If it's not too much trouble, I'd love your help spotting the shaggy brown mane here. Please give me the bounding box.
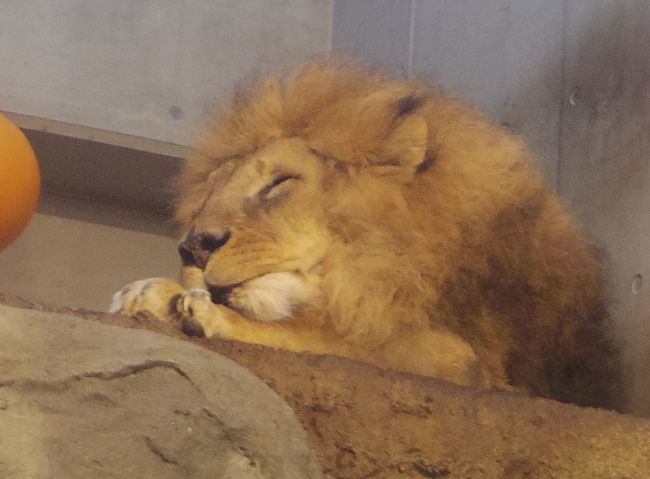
[117,58,622,410]
[178,60,436,180]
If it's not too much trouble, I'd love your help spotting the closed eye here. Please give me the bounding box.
[257,174,300,200]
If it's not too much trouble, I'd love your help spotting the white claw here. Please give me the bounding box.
[108,278,166,314]
[108,290,125,314]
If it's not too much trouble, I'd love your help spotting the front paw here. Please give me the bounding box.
[110,277,185,321]
[174,289,233,339]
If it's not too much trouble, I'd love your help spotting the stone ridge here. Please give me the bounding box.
[0,304,322,479]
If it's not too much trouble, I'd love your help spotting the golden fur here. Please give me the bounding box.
[115,59,620,408]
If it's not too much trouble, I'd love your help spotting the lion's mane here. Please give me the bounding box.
[174,59,620,408]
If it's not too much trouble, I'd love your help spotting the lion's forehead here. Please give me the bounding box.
[212,139,321,191]
[183,140,332,229]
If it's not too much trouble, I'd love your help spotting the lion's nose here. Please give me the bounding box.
[178,228,231,269]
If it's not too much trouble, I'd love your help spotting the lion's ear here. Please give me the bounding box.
[374,114,429,175]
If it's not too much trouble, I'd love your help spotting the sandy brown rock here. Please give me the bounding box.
[0,304,321,479]
[2,293,650,478]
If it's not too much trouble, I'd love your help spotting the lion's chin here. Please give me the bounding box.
[208,271,316,322]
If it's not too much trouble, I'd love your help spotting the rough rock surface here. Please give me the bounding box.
[0,304,322,479]
[2,294,650,478]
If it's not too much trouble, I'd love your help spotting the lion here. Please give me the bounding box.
[111,59,621,409]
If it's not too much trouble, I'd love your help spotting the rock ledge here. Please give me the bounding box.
[0,304,321,479]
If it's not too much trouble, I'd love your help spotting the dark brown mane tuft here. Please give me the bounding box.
[396,95,425,117]
[415,153,436,175]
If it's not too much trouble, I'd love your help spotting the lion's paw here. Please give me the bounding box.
[110,277,185,321]
[174,289,232,339]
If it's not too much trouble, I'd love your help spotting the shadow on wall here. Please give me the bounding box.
[554,1,650,416]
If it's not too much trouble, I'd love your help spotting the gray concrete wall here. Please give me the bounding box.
[0,0,333,147]
[333,0,650,415]
[558,0,650,416]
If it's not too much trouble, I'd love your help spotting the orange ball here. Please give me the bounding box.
[0,113,40,251]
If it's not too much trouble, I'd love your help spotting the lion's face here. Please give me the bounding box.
[178,138,335,322]
[175,63,432,329]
